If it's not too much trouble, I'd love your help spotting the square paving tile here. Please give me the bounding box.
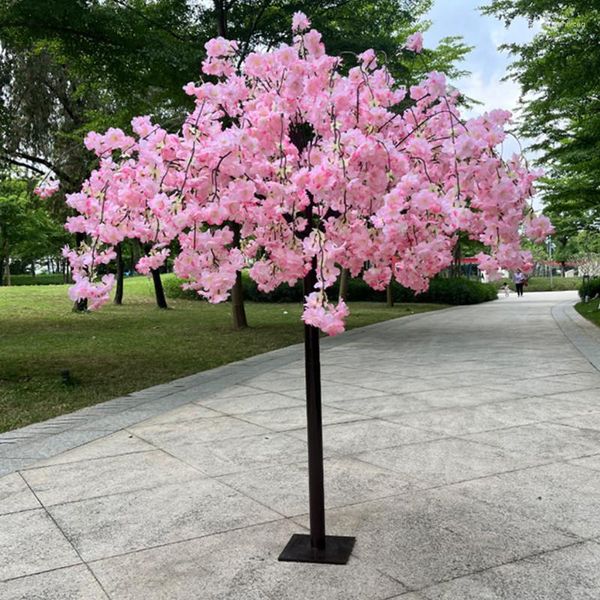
[195,391,304,415]
[357,437,527,487]
[26,430,155,469]
[287,419,442,455]
[218,456,412,516]
[128,415,270,446]
[21,450,205,506]
[461,422,600,463]
[153,431,311,476]
[237,405,369,432]
[90,520,405,600]
[388,403,537,436]
[299,487,577,589]
[0,509,81,580]
[451,462,600,538]
[1,564,109,599]
[48,478,281,561]
[284,382,388,402]
[0,472,40,515]
[419,541,600,600]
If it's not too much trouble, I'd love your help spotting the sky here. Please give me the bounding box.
[424,0,539,158]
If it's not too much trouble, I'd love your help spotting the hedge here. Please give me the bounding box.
[496,276,582,293]
[164,273,497,306]
[6,274,66,286]
[579,278,600,300]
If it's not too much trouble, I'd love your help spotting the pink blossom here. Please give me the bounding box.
[405,32,423,53]
[292,11,311,32]
[62,15,550,335]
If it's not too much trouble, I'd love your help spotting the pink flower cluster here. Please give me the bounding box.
[34,178,60,198]
[63,14,551,333]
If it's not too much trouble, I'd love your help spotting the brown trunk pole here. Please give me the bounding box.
[338,267,349,302]
[386,284,394,307]
[114,242,124,305]
[151,268,168,309]
[230,223,248,329]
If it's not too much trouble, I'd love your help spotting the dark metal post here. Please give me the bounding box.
[303,263,326,550]
[278,203,355,565]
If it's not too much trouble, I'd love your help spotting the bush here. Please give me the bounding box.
[8,274,66,286]
[164,273,496,305]
[579,278,600,300]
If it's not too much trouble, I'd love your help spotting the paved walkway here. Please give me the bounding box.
[2,291,600,599]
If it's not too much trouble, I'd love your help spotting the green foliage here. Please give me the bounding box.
[579,278,600,300]
[0,178,66,284]
[483,1,600,238]
[165,273,497,305]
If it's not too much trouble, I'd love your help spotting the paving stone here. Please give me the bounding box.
[300,488,577,589]
[1,564,109,599]
[388,403,538,436]
[451,462,600,538]
[90,520,405,600]
[0,509,81,580]
[21,450,204,506]
[552,411,600,431]
[148,431,312,476]
[218,456,412,516]
[128,415,270,446]
[461,422,600,463]
[0,472,40,515]
[47,478,280,561]
[284,382,388,402]
[237,405,370,432]
[195,391,304,415]
[357,437,527,487]
[569,454,600,472]
[24,430,155,469]
[419,541,600,600]
[287,419,442,455]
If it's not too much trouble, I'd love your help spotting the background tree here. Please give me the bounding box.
[483,1,600,248]
[1,0,470,320]
[0,178,63,285]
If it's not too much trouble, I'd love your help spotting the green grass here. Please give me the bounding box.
[575,299,600,328]
[0,276,445,433]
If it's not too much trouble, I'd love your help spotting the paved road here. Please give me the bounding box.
[2,291,600,599]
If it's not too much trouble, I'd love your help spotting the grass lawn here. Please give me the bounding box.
[0,276,446,433]
[575,299,600,328]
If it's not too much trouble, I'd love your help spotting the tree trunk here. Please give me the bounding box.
[3,260,11,286]
[452,241,462,278]
[561,261,566,277]
[73,232,88,311]
[114,242,124,305]
[386,284,394,307]
[214,0,227,37]
[231,269,248,329]
[338,267,349,302]
[151,268,168,309]
[230,222,248,329]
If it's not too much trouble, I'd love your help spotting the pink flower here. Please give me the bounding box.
[405,32,423,53]
[292,11,311,32]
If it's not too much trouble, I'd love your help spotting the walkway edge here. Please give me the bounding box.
[552,299,600,372]
[0,305,456,477]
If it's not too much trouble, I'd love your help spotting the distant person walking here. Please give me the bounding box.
[513,269,526,297]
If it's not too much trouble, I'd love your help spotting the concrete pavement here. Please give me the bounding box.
[1,291,600,599]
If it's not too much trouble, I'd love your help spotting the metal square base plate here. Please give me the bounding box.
[278,534,355,564]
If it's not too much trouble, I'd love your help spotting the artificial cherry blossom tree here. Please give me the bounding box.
[60,13,552,563]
